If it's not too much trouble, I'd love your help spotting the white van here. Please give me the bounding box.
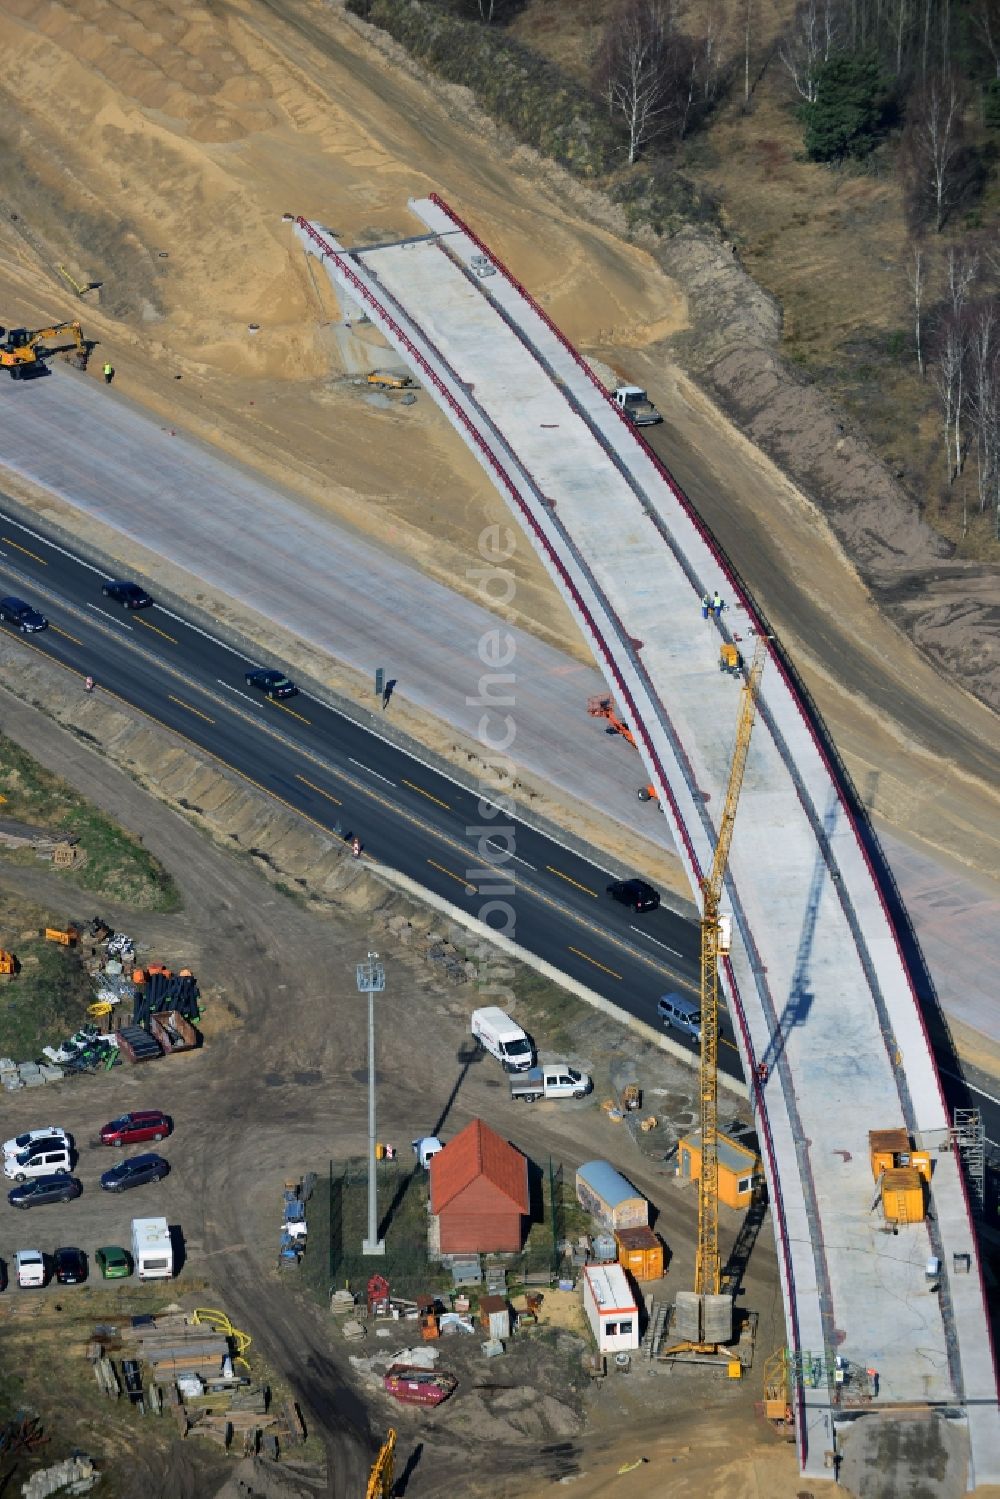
[14,1249,45,1288]
[470,1007,535,1072]
[4,1144,72,1182]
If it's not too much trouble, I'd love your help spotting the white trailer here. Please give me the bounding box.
[582,1263,639,1354]
[131,1216,173,1280]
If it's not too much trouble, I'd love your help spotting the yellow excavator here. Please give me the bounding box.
[0,321,90,379]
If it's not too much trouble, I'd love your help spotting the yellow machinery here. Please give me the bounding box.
[693,637,767,1325]
[366,1429,396,1499]
[366,369,413,390]
[0,322,89,378]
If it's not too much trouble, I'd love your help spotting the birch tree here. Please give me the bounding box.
[779,0,842,102]
[595,0,673,163]
[907,74,964,231]
[933,318,963,484]
[906,244,927,376]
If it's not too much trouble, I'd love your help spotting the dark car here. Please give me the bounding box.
[245,668,298,700]
[8,1175,82,1210]
[100,1111,171,1148]
[99,1153,169,1193]
[53,1247,88,1285]
[607,878,661,913]
[101,580,153,609]
[0,596,47,633]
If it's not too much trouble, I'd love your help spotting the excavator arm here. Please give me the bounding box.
[0,321,88,375]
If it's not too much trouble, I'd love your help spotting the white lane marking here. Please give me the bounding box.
[86,603,132,628]
[629,925,688,959]
[939,1066,1000,1110]
[0,549,7,558]
[156,603,253,659]
[348,756,395,786]
[485,836,536,871]
[0,510,107,577]
[218,681,263,706]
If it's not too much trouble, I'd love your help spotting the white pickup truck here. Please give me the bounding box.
[509,1064,592,1103]
[613,385,662,426]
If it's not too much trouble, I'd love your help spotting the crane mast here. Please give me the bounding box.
[695,636,768,1300]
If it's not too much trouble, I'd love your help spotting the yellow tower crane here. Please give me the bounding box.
[697,636,767,1298]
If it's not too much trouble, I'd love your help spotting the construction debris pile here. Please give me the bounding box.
[0,917,203,1086]
[89,1309,305,1460]
[278,1176,313,1270]
[22,1455,99,1497]
[381,916,473,984]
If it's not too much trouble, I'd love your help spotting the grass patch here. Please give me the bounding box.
[0,734,178,911]
[0,938,94,1060]
[506,967,586,1055]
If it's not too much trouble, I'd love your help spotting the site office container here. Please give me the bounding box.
[582,1263,640,1354]
[575,1161,648,1232]
[614,1226,665,1282]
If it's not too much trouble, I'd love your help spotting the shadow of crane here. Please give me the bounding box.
[759,791,840,1077]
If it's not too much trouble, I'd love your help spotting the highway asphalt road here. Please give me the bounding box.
[0,500,742,1078]
[2,500,999,1164]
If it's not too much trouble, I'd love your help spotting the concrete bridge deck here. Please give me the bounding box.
[298,202,998,1483]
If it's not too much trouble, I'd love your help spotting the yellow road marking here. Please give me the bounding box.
[296,774,342,807]
[168,694,214,724]
[136,616,177,644]
[402,777,449,810]
[270,698,311,725]
[50,624,82,646]
[547,865,597,898]
[721,1035,740,1052]
[568,946,622,980]
[428,858,475,893]
[2,537,46,564]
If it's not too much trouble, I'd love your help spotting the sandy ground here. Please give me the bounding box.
[0,0,994,913]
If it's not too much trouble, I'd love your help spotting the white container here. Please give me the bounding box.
[582,1263,639,1355]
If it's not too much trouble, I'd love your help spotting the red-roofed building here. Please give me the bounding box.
[430,1118,529,1253]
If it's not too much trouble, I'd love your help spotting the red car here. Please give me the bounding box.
[100,1111,171,1147]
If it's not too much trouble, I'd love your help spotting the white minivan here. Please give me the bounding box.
[4,1143,72,1182]
[470,1006,535,1072]
[14,1250,45,1288]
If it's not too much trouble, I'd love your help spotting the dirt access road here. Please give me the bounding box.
[0,698,795,1499]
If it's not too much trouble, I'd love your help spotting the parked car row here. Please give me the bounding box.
[8,1242,136,1289]
[3,1112,173,1208]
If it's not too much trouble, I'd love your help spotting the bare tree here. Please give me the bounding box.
[595,0,674,163]
[906,73,964,231]
[933,317,964,484]
[946,244,979,321]
[971,0,1000,78]
[744,0,754,103]
[969,303,999,517]
[779,0,841,102]
[906,244,927,376]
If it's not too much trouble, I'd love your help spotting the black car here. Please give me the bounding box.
[101,580,153,609]
[244,668,298,700]
[0,596,47,633]
[607,878,661,913]
[99,1153,169,1193]
[53,1246,88,1285]
[8,1175,82,1210]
